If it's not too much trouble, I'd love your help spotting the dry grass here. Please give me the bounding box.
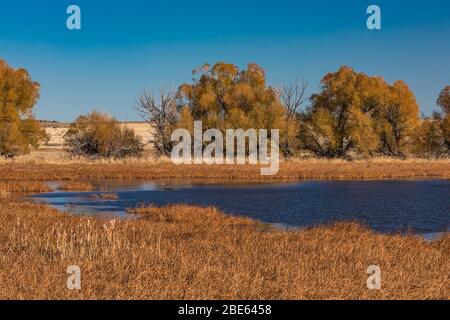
[0,158,448,299]
[0,181,53,195]
[0,200,448,300]
[0,158,449,182]
[58,181,94,191]
[84,193,119,200]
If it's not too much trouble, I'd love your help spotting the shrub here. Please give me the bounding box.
[64,112,144,159]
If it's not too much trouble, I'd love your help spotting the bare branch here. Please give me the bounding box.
[281,78,308,118]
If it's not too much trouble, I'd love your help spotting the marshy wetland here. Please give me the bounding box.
[0,160,449,299]
[30,178,449,236]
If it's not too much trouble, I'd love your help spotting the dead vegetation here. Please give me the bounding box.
[0,181,52,194]
[84,193,119,200]
[0,158,449,182]
[0,200,448,299]
[58,181,94,191]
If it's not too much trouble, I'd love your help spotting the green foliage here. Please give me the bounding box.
[64,112,144,159]
[0,59,47,158]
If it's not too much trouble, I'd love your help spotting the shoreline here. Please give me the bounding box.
[1,158,450,183]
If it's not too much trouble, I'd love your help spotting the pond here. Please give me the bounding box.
[30,179,450,235]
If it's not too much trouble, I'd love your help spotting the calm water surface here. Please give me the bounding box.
[30,179,450,234]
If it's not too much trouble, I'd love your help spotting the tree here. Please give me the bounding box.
[413,113,449,158]
[178,62,286,139]
[300,66,383,157]
[442,114,450,153]
[280,78,308,157]
[376,81,419,157]
[0,59,47,158]
[300,66,420,158]
[412,85,450,158]
[437,86,450,115]
[136,88,179,156]
[64,112,143,159]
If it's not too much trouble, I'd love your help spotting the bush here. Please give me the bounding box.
[64,112,144,159]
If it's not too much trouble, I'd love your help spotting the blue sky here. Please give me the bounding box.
[0,0,449,121]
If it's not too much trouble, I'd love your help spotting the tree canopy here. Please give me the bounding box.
[300,66,419,157]
[178,62,285,133]
[437,86,450,115]
[0,59,47,157]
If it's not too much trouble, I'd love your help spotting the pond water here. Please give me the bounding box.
[30,179,450,235]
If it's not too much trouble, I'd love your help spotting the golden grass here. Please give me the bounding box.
[84,193,119,200]
[0,158,449,182]
[58,181,94,191]
[0,181,53,195]
[0,200,448,300]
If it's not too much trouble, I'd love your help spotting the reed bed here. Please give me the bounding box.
[58,181,94,191]
[83,193,119,200]
[0,200,448,299]
[0,181,53,195]
[0,158,449,182]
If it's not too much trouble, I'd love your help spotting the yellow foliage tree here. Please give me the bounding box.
[437,86,450,115]
[376,81,419,156]
[178,62,286,146]
[0,59,47,158]
[301,66,419,157]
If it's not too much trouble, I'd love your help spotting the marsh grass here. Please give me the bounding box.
[58,181,94,191]
[0,159,448,299]
[0,200,448,299]
[83,193,119,200]
[0,181,52,194]
[0,158,449,182]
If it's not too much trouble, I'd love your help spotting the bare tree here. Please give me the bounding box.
[280,78,308,156]
[135,88,179,156]
[281,78,308,119]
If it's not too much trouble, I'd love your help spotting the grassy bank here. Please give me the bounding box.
[1,158,450,182]
[0,199,448,299]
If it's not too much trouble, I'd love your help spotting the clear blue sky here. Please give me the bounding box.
[1,0,449,121]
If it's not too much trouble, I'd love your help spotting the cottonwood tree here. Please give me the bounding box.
[0,59,47,158]
[300,67,382,157]
[177,62,286,153]
[437,86,450,115]
[413,113,448,158]
[299,66,419,158]
[376,81,419,157]
[135,88,179,156]
[414,86,450,158]
[437,86,450,153]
